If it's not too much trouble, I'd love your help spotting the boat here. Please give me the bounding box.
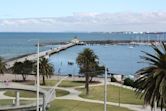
[129,46,134,48]
[68,61,74,65]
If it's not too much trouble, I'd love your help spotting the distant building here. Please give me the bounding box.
[71,37,80,44]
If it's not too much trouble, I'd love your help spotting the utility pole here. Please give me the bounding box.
[37,40,40,111]
[104,68,108,111]
[119,75,124,107]
[119,85,121,107]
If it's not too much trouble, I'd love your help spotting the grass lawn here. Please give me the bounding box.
[56,89,70,97]
[4,89,69,98]
[0,99,12,106]
[48,99,133,111]
[78,85,144,105]
[44,80,58,86]
[4,90,37,98]
[58,80,100,87]
[0,99,34,106]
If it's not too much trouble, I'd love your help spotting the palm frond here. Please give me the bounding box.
[135,43,166,109]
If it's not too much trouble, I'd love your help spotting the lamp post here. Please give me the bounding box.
[104,68,108,111]
[36,40,40,111]
[95,59,108,111]
[28,39,40,111]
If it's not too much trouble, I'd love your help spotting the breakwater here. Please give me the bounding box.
[39,40,166,46]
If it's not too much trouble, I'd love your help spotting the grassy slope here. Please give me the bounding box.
[0,99,12,106]
[48,99,133,111]
[4,89,69,98]
[58,80,100,87]
[20,80,58,86]
[56,89,70,97]
[0,99,34,106]
[78,85,143,105]
[4,90,36,98]
[58,80,85,87]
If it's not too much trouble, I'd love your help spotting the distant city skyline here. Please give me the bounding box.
[0,0,166,32]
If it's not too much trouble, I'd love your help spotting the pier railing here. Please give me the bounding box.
[5,42,77,69]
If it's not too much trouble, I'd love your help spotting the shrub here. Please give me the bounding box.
[110,76,117,82]
[123,78,134,87]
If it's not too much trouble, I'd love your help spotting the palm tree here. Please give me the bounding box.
[0,57,6,74]
[39,58,54,85]
[135,42,166,110]
[76,48,99,95]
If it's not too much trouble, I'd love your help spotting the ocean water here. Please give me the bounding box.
[49,45,153,75]
[0,32,165,75]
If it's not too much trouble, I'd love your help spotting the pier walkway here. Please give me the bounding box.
[5,39,80,69]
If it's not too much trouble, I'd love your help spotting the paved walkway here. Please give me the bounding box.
[0,77,162,111]
[53,77,161,111]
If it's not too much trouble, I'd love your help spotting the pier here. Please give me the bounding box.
[5,38,80,69]
[5,38,165,69]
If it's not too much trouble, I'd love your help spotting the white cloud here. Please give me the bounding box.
[1,12,166,32]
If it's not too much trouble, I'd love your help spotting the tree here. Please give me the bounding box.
[0,57,6,74]
[89,65,105,82]
[111,76,117,82]
[12,60,34,81]
[135,42,166,110]
[22,60,34,80]
[77,48,102,95]
[123,78,134,87]
[39,58,54,85]
[12,62,24,80]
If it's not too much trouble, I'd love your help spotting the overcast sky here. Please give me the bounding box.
[0,0,166,32]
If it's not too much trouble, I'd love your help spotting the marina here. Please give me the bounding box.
[1,33,164,75]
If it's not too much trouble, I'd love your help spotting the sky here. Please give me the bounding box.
[0,0,166,32]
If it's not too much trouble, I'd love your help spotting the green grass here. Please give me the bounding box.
[56,89,70,97]
[58,80,84,87]
[48,99,133,111]
[4,89,69,98]
[78,85,144,105]
[4,90,37,98]
[0,99,34,106]
[58,80,100,87]
[19,100,35,105]
[0,99,12,106]
[44,80,58,86]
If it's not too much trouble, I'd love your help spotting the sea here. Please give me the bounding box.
[0,32,166,76]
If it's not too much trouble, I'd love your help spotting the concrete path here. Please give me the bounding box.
[53,78,161,111]
[0,77,162,111]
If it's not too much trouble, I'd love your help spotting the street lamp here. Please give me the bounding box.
[28,39,40,111]
[104,67,109,111]
[118,75,124,107]
[95,59,109,111]
[99,60,109,111]
[36,40,40,111]
[104,67,108,111]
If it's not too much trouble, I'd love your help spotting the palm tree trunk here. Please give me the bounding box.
[89,76,93,83]
[43,75,46,85]
[85,73,89,95]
